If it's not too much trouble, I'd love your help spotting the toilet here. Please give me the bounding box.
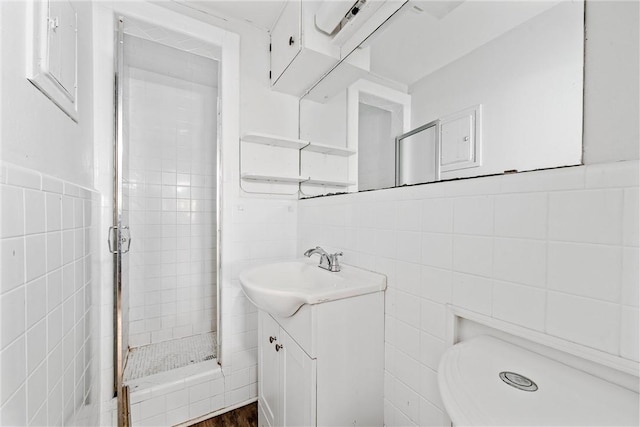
[438,335,639,426]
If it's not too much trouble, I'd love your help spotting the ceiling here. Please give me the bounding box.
[183,1,288,31]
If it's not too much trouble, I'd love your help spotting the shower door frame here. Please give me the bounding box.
[112,13,224,427]
[113,15,130,427]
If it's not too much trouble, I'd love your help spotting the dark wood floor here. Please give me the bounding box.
[190,402,258,427]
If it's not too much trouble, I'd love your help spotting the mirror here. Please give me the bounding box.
[298,0,584,197]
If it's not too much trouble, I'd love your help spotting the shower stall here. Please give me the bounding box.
[111,16,221,425]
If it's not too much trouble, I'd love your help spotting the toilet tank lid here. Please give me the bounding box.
[437,335,639,426]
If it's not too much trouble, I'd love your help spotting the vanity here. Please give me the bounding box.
[239,258,386,426]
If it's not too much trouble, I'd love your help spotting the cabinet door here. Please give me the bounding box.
[281,330,316,427]
[259,312,281,427]
[271,0,302,84]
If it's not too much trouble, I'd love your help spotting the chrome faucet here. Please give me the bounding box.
[304,246,343,272]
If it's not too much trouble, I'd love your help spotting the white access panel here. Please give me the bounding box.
[440,105,482,172]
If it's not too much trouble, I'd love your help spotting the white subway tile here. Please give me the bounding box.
[24,190,45,235]
[623,187,639,247]
[42,176,63,194]
[29,399,47,427]
[61,196,74,230]
[419,366,443,410]
[1,238,25,293]
[493,238,546,287]
[0,336,26,406]
[26,362,47,422]
[165,406,189,426]
[452,235,493,277]
[419,332,445,371]
[26,277,46,329]
[394,349,421,392]
[492,281,545,331]
[7,168,40,190]
[453,196,493,236]
[1,185,24,238]
[0,385,26,426]
[374,229,397,259]
[395,322,420,362]
[140,394,166,420]
[394,291,421,326]
[420,266,452,304]
[621,247,639,307]
[47,270,63,311]
[420,299,446,340]
[25,234,46,281]
[393,379,420,424]
[546,292,619,354]
[1,287,25,349]
[396,231,421,264]
[452,273,492,316]
[420,199,453,233]
[499,165,585,194]
[548,242,621,302]
[419,396,444,427]
[420,233,452,270]
[26,320,46,375]
[585,160,639,189]
[620,306,639,361]
[395,261,421,296]
[45,193,62,232]
[396,200,422,231]
[494,192,547,239]
[47,306,63,353]
[548,189,623,245]
[62,230,74,266]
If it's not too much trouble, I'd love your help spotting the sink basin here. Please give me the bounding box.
[238,258,386,317]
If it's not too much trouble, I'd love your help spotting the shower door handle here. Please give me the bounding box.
[120,226,132,254]
[108,226,132,254]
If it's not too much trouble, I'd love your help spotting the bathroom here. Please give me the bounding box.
[0,0,637,426]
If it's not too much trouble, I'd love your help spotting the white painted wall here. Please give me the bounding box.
[297,1,639,425]
[582,0,640,164]
[410,1,583,179]
[0,1,94,188]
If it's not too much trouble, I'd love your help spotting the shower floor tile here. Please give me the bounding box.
[124,332,217,381]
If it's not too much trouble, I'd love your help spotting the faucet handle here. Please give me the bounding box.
[328,252,343,272]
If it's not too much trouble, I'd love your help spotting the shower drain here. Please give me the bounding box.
[499,371,538,392]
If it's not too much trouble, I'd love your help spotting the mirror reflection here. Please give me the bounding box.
[299,1,584,197]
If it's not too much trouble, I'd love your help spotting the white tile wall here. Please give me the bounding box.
[0,164,100,427]
[297,160,639,425]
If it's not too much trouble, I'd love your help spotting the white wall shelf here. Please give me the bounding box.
[305,178,355,187]
[242,132,309,149]
[302,142,356,157]
[241,173,310,184]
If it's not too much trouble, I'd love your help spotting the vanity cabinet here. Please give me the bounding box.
[258,313,316,427]
[257,291,384,427]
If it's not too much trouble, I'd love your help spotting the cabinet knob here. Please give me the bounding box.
[289,36,294,46]
[275,344,283,352]
[269,336,277,343]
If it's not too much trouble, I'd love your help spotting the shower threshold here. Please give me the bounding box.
[123,332,217,387]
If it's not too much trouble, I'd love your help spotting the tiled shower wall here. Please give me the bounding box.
[297,160,639,426]
[0,164,100,426]
[125,42,218,348]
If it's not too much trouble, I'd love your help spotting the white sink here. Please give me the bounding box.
[238,258,386,317]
